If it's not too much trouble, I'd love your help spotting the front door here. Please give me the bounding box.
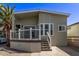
[39,23,54,36]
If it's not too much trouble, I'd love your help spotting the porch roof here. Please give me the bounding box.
[14,10,70,17]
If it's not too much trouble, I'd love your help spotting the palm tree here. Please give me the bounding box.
[0,4,15,47]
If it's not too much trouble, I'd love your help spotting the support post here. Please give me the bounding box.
[30,28,32,40]
[18,29,21,39]
[39,28,41,40]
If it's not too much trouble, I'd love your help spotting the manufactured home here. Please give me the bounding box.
[10,10,70,52]
[67,22,79,47]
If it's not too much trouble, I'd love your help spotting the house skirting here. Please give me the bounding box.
[10,39,41,52]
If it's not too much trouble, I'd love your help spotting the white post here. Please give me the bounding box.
[30,28,32,40]
[18,29,21,39]
[49,24,51,35]
[10,30,12,40]
[39,28,41,40]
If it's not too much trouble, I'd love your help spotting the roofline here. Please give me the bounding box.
[14,10,70,17]
[68,22,79,27]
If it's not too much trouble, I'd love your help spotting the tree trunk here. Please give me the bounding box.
[6,29,10,47]
[3,21,12,47]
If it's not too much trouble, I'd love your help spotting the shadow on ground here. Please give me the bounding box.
[57,46,79,56]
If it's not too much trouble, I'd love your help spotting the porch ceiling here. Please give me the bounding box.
[14,12,38,19]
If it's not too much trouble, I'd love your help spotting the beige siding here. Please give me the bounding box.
[14,12,68,46]
[39,13,67,46]
[67,24,79,36]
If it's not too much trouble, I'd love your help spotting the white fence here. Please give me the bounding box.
[10,28,41,40]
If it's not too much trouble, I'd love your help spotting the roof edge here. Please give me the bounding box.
[68,22,79,27]
[14,10,70,17]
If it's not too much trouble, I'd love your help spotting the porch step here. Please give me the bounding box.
[41,41,52,51]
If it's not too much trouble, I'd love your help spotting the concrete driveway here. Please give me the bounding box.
[0,46,79,56]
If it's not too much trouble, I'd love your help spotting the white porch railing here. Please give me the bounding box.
[47,32,52,49]
[10,28,41,40]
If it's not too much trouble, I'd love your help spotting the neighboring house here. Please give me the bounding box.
[67,22,79,47]
[10,10,70,52]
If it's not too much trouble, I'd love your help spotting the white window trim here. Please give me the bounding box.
[50,23,54,36]
[58,25,66,32]
[39,23,54,36]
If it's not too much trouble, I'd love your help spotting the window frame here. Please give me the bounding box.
[39,23,54,36]
[58,25,66,32]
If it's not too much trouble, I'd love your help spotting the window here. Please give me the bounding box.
[40,24,43,35]
[16,24,21,29]
[16,24,23,30]
[45,24,49,35]
[50,24,53,35]
[58,25,66,32]
[40,23,54,35]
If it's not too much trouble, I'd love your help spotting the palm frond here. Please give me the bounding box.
[0,5,5,11]
[0,11,4,16]
[0,4,15,27]
[11,6,15,14]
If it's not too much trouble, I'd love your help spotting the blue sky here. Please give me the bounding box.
[5,3,79,25]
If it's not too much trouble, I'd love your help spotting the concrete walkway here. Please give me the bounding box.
[0,46,79,56]
[31,46,69,56]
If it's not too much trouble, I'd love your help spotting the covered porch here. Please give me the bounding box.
[12,11,40,39]
[12,11,54,40]
[13,11,39,30]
